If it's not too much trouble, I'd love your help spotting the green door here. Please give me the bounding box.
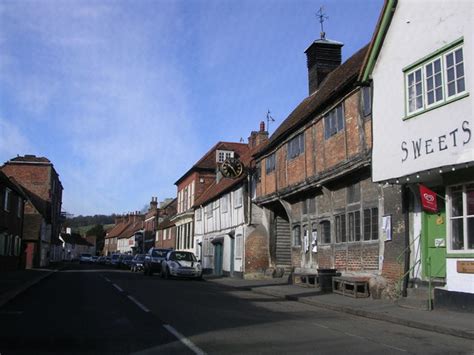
[214,243,223,276]
[422,209,446,278]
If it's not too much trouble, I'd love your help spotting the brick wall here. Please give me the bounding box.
[245,229,269,274]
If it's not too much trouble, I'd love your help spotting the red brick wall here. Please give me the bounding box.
[318,245,333,269]
[245,231,269,274]
[331,242,379,271]
[276,145,287,189]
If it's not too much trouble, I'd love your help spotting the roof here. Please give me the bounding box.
[6,155,51,164]
[22,187,51,221]
[117,217,144,239]
[106,220,131,239]
[254,44,369,158]
[193,142,263,207]
[174,142,248,185]
[0,171,27,199]
[60,233,93,246]
[359,0,397,83]
[157,217,175,230]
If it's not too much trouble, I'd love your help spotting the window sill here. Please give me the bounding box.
[446,253,474,258]
[403,92,469,121]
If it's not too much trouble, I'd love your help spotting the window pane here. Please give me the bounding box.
[446,53,453,67]
[371,208,378,240]
[451,219,464,250]
[355,211,361,241]
[335,216,340,243]
[457,78,465,93]
[434,59,441,72]
[363,209,371,240]
[427,92,434,105]
[455,48,463,62]
[467,217,474,249]
[447,68,455,82]
[416,96,423,109]
[426,77,433,91]
[426,64,433,77]
[435,87,443,101]
[448,82,456,96]
[415,69,421,82]
[341,215,346,242]
[434,73,442,87]
[451,187,463,217]
[408,73,414,86]
[348,214,354,241]
[467,186,474,216]
[456,63,464,78]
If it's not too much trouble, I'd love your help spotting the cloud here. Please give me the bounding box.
[0,118,35,160]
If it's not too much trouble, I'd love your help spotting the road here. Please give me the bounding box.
[0,263,472,354]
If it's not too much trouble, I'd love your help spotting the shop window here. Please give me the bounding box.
[447,183,474,252]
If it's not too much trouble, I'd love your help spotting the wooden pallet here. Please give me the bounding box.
[332,276,370,298]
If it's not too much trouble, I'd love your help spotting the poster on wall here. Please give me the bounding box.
[311,231,318,252]
[382,215,392,241]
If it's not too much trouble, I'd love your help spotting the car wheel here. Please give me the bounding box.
[164,266,170,279]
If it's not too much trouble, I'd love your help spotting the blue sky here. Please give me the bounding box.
[0,0,383,216]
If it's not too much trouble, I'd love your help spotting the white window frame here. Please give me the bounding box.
[234,188,243,208]
[221,195,228,213]
[217,150,234,163]
[235,234,242,259]
[446,182,474,253]
[4,188,11,212]
[404,40,467,118]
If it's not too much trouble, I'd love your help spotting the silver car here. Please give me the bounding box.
[161,251,202,279]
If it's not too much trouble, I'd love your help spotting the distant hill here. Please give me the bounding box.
[63,214,117,229]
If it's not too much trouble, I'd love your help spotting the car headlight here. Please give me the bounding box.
[169,261,179,269]
[196,263,202,270]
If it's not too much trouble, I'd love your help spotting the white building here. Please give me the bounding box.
[362,0,473,310]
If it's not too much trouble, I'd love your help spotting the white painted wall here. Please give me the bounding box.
[445,258,474,293]
[371,0,473,182]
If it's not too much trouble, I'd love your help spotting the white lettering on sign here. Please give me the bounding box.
[401,120,471,162]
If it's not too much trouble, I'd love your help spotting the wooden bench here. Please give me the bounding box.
[332,276,370,298]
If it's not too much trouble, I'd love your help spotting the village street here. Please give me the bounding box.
[0,263,472,355]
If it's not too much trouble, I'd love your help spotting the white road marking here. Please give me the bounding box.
[343,332,365,339]
[312,323,329,329]
[380,343,407,352]
[112,284,123,292]
[127,295,150,313]
[104,277,111,282]
[163,324,206,355]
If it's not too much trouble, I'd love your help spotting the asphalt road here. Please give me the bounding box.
[0,263,472,354]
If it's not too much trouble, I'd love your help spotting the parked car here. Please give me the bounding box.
[161,250,202,280]
[143,248,172,276]
[131,254,145,272]
[79,253,93,264]
[104,256,112,265]
[91,256,99,263]
[110,254,121,267]
[118,254,133,269]
[97,256,106,264]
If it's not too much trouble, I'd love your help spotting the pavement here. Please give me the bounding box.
[206,276,474,341]
[1,266,473,341]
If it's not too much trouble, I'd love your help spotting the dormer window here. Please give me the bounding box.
[217,150,234,163]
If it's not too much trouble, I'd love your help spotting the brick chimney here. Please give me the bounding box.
[248,121,269,149]
[149,196,158,211]
[305,38,343,95]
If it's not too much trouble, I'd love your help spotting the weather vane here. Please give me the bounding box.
[316,6,328,40]
[266,109,275,132]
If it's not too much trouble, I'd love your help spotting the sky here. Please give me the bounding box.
[0,0,383,216]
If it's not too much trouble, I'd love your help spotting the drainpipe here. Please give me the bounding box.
[402,185,410,297]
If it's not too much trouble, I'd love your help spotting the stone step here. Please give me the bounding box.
[396,297,432,311]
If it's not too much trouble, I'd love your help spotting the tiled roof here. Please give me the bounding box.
[106,220,130,239]
[0,171,27,198]
[157,217,175,230]
[193,144,259,207]
[254,44,369,158]
[175,142,248,185]
[117,217,143,239]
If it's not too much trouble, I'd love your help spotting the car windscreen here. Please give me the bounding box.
[170,252,197,262]
[123,255,133,260]
[111,255,120,260]
[151,250,168,257]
